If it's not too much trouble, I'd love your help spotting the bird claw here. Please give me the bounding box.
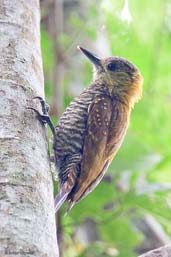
[33,96,49,115]
[27,96,55,135]
[26,106,50,125]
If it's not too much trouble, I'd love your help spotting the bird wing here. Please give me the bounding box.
[106,102,129,158]
[69,94,112,205]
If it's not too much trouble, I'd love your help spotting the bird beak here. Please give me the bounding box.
[77,46,101,68]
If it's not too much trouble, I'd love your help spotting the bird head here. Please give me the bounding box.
[78,46,143,107]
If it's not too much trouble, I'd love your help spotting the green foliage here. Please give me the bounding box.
[41,26,54,72]
[41,0,171,256]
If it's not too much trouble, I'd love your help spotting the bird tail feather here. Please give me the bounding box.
[54,191,69,213]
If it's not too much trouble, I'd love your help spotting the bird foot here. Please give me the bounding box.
[33,96,49,115]
[27,96,55,135]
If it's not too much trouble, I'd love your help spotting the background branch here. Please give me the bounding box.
[138,244,171,257]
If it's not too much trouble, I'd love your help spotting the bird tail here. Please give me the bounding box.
[54,191,69,213]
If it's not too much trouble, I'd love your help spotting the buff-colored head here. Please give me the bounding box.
[78,46,143,107]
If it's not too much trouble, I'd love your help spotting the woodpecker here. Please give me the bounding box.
[29,46,143,212]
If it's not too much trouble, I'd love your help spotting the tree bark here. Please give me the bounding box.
[138,244,171,257]
[0,0,59,256]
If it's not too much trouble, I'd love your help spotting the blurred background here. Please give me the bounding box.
[40,0,171,256]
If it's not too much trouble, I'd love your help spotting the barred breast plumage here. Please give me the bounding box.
[53,84,109,184]
[52,46,143,212]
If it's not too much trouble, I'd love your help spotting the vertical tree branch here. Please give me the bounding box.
[42,0,65,117]
[51,0,64,117]
[138,244,171,257]
[0,0,58,256]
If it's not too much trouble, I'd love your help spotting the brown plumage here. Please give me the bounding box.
[29,46,143,213]
[53,47,143,212]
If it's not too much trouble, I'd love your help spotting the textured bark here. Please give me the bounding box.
[138,244,171,257]
[0,0,59,256]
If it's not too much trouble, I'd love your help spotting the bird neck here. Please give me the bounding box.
[90,79,111,95]
[91,79,137,110]
[111,91,134,110]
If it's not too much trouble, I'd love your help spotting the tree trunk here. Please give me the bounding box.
[0,0,59,256]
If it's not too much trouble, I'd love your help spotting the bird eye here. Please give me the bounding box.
[106,62,116,71]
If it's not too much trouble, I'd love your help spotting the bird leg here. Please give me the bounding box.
[27,96,55,136]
